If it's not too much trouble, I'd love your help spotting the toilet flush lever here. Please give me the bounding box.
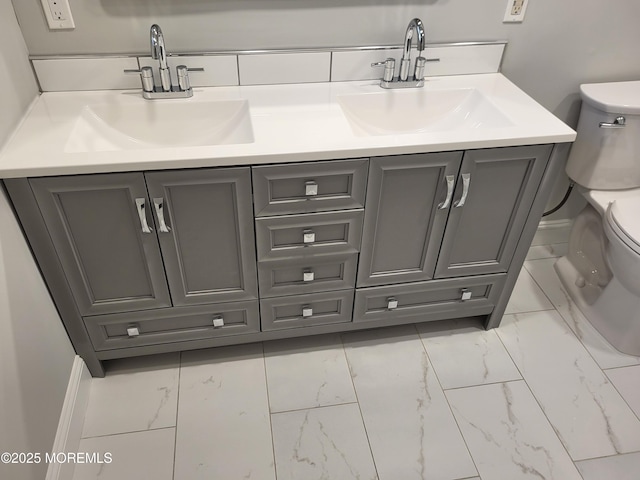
[599,116,626,128]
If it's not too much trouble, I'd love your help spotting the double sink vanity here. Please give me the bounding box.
[0,34,576,376]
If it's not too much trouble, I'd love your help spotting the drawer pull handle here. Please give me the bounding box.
[153,198,171,233]
[387,297,399,310]
[438,175,455,210]
[461,289,472,301]
[212,315,225,328]
[127,326,140,337]
[303,269,315,282]
[135,198,153,234]
[305,181,318,196]
[454,173,471,208]
[303,229,316,244]
[302,305,313,318]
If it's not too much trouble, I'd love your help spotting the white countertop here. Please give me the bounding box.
[0,73,576,179]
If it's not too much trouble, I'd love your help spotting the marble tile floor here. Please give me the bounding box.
[72,238,640,480]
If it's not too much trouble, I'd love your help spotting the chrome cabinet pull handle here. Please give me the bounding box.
[135,198,152,234]
[212,315,225,328]
[454,173,471,208]
[302,305,313,318]
[305,181,318,196]
[153,198,171,233]
[303,269,315,282]
[303,229,316,244]
[438,175,455,210]
[387,297,399,310]
[127,325,140,337]
[599,116,626,128]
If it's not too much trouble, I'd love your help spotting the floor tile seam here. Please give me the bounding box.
[574,449,640,465]
[414,324,481,479]
[439,377,526,393]
[338,332,381,480]
[171,350,182,480]
[522,257,559,310]
[600,367,640,425]
[260,342,279,480]
[493,324,594,466]
[80,425,177,441]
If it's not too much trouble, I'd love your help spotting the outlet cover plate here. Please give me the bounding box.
[503,0,529,23]
[41,0,75,30]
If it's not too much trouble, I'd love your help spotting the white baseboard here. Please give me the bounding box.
[532,219,573,246]
[45,356,92,480]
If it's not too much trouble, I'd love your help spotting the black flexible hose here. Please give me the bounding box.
[542,182,575,217]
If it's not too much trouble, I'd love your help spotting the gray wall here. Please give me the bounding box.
[11,0,640,218]
[0,2,76,479]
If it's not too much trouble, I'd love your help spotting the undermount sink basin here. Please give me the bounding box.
[337,88,514,136]
[64,99,254,152]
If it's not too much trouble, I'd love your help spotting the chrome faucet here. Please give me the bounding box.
[399,18,425,81]
[150,24,171,92]
[124,24,204,100]
[371,17,436,89]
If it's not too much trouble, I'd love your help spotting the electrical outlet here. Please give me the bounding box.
[503,0,529,23]
[41,0,75,30]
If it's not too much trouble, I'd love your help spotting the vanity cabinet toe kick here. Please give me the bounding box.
[3,143,568,376]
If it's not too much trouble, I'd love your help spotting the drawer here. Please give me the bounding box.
[258,254,358,298]
[255,209,364,260]
[353,274,506,323]
[85,300,260,351]
[260,290,354,331]
[252,159,368,216]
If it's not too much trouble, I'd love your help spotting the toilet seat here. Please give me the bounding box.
[605,198,640,255]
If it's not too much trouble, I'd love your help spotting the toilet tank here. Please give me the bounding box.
[566,81,640,190]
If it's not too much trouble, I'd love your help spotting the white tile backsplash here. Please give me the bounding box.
[33,57,141,91]
[238,52,331,85]
[331,43,505,82]
[138,55,239,87]
[32,43,506,91]
[331,47,404,82]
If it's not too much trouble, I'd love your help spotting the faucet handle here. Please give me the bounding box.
[371,58,395,82]
[176,65,204,91]
[124,66,155,92]
[413,57,426,81]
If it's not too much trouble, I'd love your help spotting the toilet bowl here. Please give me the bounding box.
[555,80,640,355]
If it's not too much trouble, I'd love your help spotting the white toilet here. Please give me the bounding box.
[555,80,640,355]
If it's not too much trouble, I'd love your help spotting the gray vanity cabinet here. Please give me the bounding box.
[434,145,552,278]
[5,142,563,377]
[144,168,258,306]
[357,146,552,287]
[356,152,463,287]
[29,173,172,316]
[28,167,258,316]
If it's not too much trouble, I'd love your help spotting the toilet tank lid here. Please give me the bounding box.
[581,81,640,114]
[608,196,640,248]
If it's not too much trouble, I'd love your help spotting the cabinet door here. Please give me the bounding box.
[144,168,258,306]
[29,173,171,316]
[357,152,463,287]
[434,145,552,278]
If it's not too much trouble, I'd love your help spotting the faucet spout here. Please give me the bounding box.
[399,18,425,81]
[150,24,172,92]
